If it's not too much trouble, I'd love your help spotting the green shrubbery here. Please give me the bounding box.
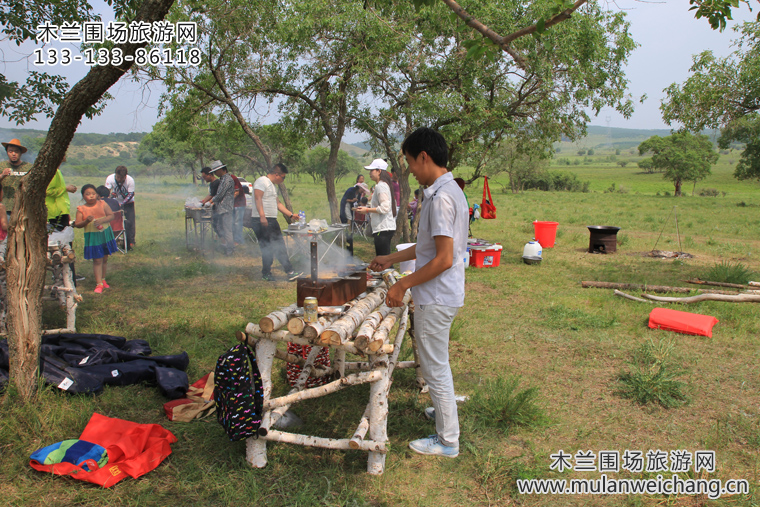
[520,170,590,192]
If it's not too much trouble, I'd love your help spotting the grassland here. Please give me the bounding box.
[1,151,759,507]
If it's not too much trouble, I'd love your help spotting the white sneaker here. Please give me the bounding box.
[409,434,459,458]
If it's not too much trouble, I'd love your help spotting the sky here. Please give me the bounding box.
[0,1,756,142]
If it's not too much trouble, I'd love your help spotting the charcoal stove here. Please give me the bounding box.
[587,225,621,253]
[296,240,367,306]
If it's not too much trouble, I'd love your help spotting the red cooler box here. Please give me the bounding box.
[470,244,502,268]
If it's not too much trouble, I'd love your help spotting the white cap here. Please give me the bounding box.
[363,159,388,171]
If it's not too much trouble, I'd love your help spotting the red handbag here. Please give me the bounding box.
[481,176,496,219]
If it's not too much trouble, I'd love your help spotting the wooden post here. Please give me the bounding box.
[246,337,277,468]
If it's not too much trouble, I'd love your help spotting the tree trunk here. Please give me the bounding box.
[6,0,176,400]
[674,178,682,196]
[325,140,340,223]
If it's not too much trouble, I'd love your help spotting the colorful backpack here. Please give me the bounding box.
[214,344,264,441]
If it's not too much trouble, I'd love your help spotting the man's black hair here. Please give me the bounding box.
[270,162,288,174]
[200,166,212,175]
[96,185,110,198]
[401,127,448,168]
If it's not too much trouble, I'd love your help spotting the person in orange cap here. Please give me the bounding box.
[0,138,32,212]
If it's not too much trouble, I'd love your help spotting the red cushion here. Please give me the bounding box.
[648,308,719,337]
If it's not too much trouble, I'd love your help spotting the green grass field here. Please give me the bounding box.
[2,155,760,506]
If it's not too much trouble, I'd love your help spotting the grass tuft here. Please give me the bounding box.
[704,260,756,285]
[617,339,689,408]
[462,375,548,434]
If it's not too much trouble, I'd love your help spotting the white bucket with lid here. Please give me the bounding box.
[396,243,416,274]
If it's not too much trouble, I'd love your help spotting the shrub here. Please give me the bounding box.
[587,149,595,156]
[521,170,590,192]
[698,188,719,197]
[577,149,587,156]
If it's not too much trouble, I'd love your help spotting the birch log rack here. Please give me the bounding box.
[242,276,419,475]
[1,240,81,335]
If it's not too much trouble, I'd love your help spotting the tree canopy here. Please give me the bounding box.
[661,21,760,180]
[638,132,719,196]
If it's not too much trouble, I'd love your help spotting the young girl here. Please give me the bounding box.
[74,184,117,293]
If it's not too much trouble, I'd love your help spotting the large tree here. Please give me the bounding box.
[3,0,176,400]
[638,132,719,196]
[661,21,760,180]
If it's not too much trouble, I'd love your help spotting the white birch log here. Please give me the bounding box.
[41,328,76,335]
[354,305,392,352]
[259,304,298,332]
[265,370,382,410]
[367,308,408,474]
[303,316,336,341]
[641,293,760,304]
[263,429,386,452]
[287,317,305,335]
[245,323,365,355]
[62,262,77,331]
[350,408,370,449]
[368,291,412,353]
[320,289,386,346]
[293,345,324,390]
[332,348,346,379]
[246,338,277,468]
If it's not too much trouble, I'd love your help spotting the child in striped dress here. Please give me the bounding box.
[74,184,117,294]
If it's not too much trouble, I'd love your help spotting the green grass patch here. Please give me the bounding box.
[704,260,757,285]
[617,339,690,408]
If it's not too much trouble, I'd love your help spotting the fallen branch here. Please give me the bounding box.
[613,290,651,303]
[641,293,760,304]
[582,281,738,295]
[683,278,753,290]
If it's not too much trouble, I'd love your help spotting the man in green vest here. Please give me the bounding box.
[0,138,33,213]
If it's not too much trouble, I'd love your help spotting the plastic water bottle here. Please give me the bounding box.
[298,210,306,225]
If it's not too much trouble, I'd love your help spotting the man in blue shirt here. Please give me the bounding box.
[369,127,468,458]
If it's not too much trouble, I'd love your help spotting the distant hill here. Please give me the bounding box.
[557,125,722,152]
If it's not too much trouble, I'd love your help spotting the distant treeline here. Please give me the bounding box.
[0,128,146,147]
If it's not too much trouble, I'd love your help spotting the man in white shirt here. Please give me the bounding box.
[251,163,301,282]
[369,127,468,458]
[105,166,136,248]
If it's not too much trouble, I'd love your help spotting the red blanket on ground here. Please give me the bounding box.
[30,413,177,487]
[648,308,719,338]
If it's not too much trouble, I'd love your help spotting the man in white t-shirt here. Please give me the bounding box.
[251,163,301,282]
[105,166,136,248]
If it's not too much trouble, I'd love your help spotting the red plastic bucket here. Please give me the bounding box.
[533,221,559,248]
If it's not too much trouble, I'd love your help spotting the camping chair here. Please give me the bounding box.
[111,210,128,254]
[350,210,369,239]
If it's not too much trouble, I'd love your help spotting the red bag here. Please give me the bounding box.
[648,308,719,337]
[30,413,177,487]
[481,176,496,219]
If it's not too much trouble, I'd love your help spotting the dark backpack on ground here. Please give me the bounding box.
[214,344,264,441]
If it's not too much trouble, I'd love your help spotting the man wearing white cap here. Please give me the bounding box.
[0,138,32,212]
[355,158,397,256]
